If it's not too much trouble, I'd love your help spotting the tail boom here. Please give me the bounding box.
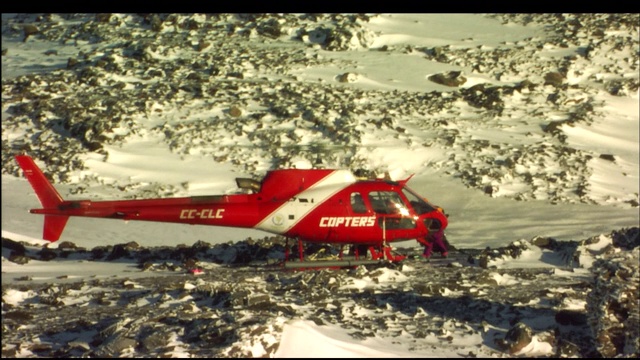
[15,155,264,241]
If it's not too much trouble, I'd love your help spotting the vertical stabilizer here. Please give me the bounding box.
[15,155,68,241]
[15,155,64,208]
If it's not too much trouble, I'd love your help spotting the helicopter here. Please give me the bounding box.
[15,155,448,269]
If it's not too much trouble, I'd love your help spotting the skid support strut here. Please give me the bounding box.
[281,239,405,270]
[368,244,406,262]
[298,238,304,262]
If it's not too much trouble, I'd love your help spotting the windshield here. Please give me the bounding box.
[402,187,437,215]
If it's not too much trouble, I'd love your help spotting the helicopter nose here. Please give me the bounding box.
[420,210,448,233]
[423,217,443,232]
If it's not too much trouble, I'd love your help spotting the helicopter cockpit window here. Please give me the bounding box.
[368,191,410,216]
[402,187,437,215]
[350,192,367,214]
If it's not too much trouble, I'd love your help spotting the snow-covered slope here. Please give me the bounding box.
[1,13,639,358]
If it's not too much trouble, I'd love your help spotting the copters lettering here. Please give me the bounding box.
[319,216,375,227]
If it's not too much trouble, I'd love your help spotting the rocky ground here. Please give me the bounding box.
[1,13,638,358]
[2,227,639,357]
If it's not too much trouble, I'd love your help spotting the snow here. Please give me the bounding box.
[1,13,639,358]
[276,319,425,358]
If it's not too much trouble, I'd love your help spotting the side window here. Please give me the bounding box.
[350,192,367,214]
[369,192,387,213]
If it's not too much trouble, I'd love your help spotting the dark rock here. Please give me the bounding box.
[149,14,163,32]
[95,335,137,357]
[337,72,358,83]
[555,309,587,325]
[499,322,533,354]
[543,120,566,135]
[599,154,615,162]
[191,240,211,251]
[474,272,498,286]
[626,199,639,208]
[125,241,140,249]
[180,255,195,266]
[91,246,109,259]
[29,343,52,353]
[595,333,619,358]
[230,289,251,306]
[478,255,489,269]
[139,332,170,352]
[39,248,57,261]
[556,339,581,358]
[306,26,330,45]
[9,253,31,264]
[544,72,565,87]
[229,106,242,118]
[462,85,504,113]
[484,185,497,196]
[40,295,64,306]
[200,326,235,345]
[257,18,282,39]
[586,244,640,357]
[95,13,112,23]
[428,71,467,87]
[22,24,39,42]
[226,71,244,79]
[2,238,26,255]
[107,244,130,260]
[107,242,140,260]
[2,347,18,357]
[57,241,77,250]
[514,79,536,92]
[246,293,271,308]
[309,315,326,326]
[67,57,79,69]
[530,236,558,249]
[196,40,210,52]
[610,227,639,250]
[4,310,34,321]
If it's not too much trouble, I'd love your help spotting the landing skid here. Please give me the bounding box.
[283,258,382,269]
[282,238,406,270]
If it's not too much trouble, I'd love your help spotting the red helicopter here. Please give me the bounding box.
[15,155,448,268]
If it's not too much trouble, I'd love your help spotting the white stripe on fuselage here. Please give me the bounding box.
[255,170,356,234]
